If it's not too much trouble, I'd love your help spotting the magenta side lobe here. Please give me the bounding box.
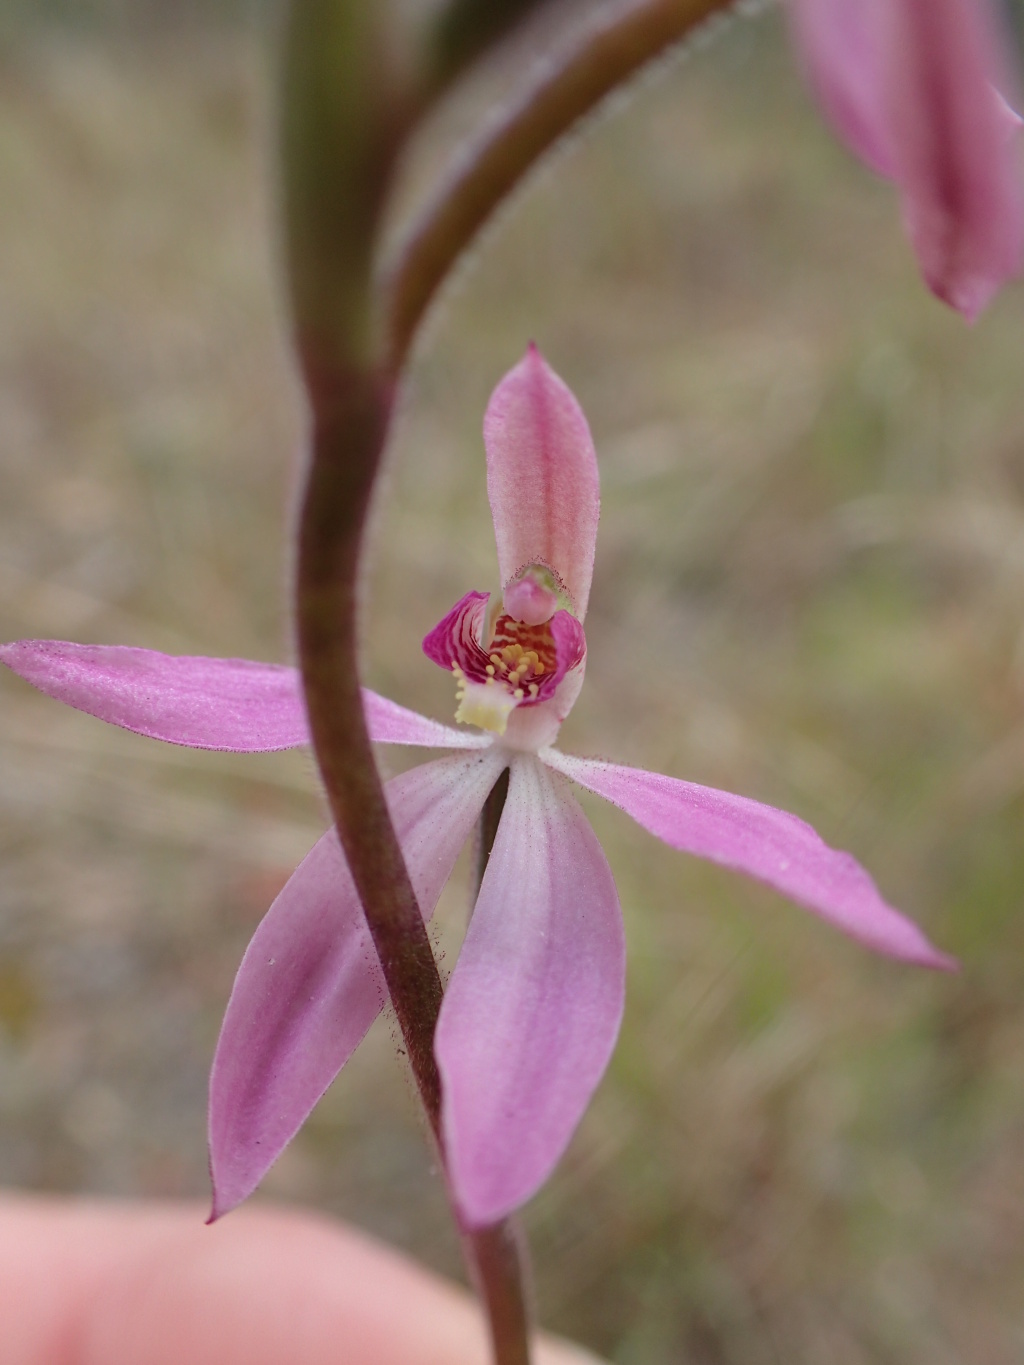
[545,752,956,971]
[436,757,625,1227]
[423,592,586,708]
[422,592,490,675]
[208,748,506,1219]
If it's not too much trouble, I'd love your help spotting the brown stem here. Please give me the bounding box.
[475,764,512,896]
[381,0,737,370]
[281,4,538,1357]
[422,0,555,94]
[281,0,447,1132]
[296,358,532,1365]
[295,365,445,1135]
[466,1219,533,1365]
[286,1,739,1360]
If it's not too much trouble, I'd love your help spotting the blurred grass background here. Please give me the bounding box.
[2,3,1024,1361]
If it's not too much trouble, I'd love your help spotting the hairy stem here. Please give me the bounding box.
[381,0,736,369]
[295,368,446,1133]
[466,1217,532,1365]
[282,0,447,1130]
[285,0,738,1359]
[296,352,533,1365]
[283,9,533,1357]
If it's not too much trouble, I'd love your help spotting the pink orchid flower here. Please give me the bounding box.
[787,0,1024,320]
[0,347,955,1229]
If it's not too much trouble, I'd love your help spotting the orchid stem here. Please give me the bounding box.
[281,2,535,1357]
[296,376,534,1365]
[296,371,445,1132]
[284,0,739,1361]
[475,764,511,895]
[465,1219,533,1365]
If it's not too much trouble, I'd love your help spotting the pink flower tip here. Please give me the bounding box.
[922,946,961,974]
[206,1181,248,1224]
[787,0,1024,321]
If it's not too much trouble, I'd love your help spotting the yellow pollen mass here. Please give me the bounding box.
[454,674,517,734]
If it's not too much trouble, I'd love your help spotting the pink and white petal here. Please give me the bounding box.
[436,756,625,1227]
[787,0,896,176]
[363,689,491,749]
[544,752,955,971]
[886,0,1024,320]
[485,346,600,621]
[0,640,310,751]
[209,747,507,1219]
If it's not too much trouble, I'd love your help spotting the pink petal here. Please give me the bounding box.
[436,757,625,1227]
[209,748,507,1219]
[0,640,310,751]
[787,0,896,176]
[887,0,1024,320]
[484,346,600,621]
[544,752,956,971]
[1,639,479,752]
[789,0,1024,319]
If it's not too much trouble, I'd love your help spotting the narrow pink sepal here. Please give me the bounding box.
[545,752,956,971]
[208,748,506,1219]
[789,0,1024,319]
[0,640,310,751]
[0,639,479,753]
[436,757,625,1227]
[484,346,600,620]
